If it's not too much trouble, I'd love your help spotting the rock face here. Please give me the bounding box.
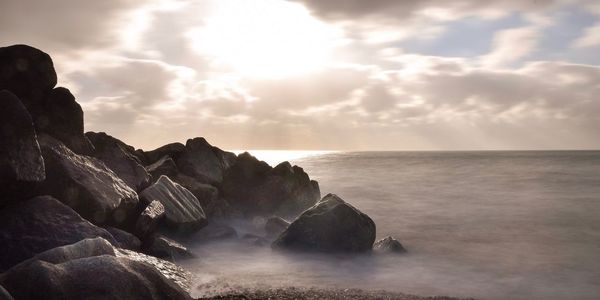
[265,216,290,238]
[175,138,234,185]
[140,175,207,233]
[135,200,166,240]
[0,238,191,300]
[36,134,139,225]
[144,143,186,165]
[145,235,193,261]
[171,174,227,217]
[222,153,321,217]
[146,155,179,180]
[373,236,407,254]
[272,194,376,253]
[0,196,117,272]
[106,227,142,251]
[0,90,45,204]
[86,131,151,191]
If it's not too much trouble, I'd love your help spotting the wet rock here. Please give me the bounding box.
[135,200,165,240]
[0,196,117,272]
[373,236,407,254]
[86,131,151,191]
[145,235,193,261]
[144,142,186,165]
[146,155,179,180]
[106,227,142,251]
[222,153,321,217]
[36,134,139,225]
[272,194,376,253]
[265,217,290,238]
[175,137,235,185]
[0,238,191,300]
[140,175,207,234]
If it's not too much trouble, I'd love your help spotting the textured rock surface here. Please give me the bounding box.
[106,227,142,251]
[140,175,207,233]
[145,235,193,261]
[36,134,139,225]
[0,196,117,272]
[272,194,376,253]
[135,200,166,240]
[172,174,227,217]
[373,236,407,254]
[86,131,151,191]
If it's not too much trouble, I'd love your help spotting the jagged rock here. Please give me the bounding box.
[172,174,227,217]
[0,90,45,204]
[265,216,290,238]
[175,137,235,185]
[106,227,142,251]
[0,196,118,272]
[222,153,321,217]
[146,155,178,180]
[144,143,186,165]
[188,223,238,243]
[36,134,139,225]
[145,235,193,261]
[373,236,407,254]
[135,200,166,240]
[86,131,151,191]
[272,194,376,253]
[139,175,207,233]
[0,238,191,300]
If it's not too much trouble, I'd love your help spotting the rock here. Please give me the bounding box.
[146,155,179,180]
[272,194,376,253]
[106,227,142,251]
[172,174,228,218]
[86,131,151,191]
[0,238,192,300]
[265,217,290,238]
[175,137,235,185]
[0,45,56,106]
[145,235,193,261]
[373,236,407,254]
[0,285,13,300]
[0,196,118,272]
[135,200,165,240]
[222,153,321,217]
[241,233,268,247]
[36,134,139,225]
[144,142,186,165]
[188,223,238,243]
[0,90,45,204]
[139,175,207,234]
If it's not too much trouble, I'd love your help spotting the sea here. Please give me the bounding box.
[183,151,600,300]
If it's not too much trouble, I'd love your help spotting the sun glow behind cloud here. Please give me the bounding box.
[187,0,343,79]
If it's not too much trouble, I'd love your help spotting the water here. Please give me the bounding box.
[183,151,600,299]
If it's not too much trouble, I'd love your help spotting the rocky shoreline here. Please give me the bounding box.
[1,44,426,300]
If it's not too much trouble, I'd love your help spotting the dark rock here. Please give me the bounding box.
[241,233,268,247]
[0,45,56,106]
[373,236,407,254]
[0,196,118,272]
[36,134,139,225]
[86,131,151,191]
[139,175,207,234]
[272,194,376,253]
[265,216,290,238]
[106,227,142,251]
[188,223,238,243]
[0,90,45,204]
[172,174,228,218]
[145,235,193,261]
[0,238,191,300]
[146,155,179,180]
[222,153,321,217]
[144,142,186,165]
[175,137,234,185]
[0,285,13,300]
[135,200,165,240]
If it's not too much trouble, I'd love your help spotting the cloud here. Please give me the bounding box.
[572,22,600,48]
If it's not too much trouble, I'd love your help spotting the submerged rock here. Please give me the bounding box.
[373,236,407,254]
[135,200,166,240]
[36,134,139,225]
[140,175,207,233]
[272,194,376,253]
[0,196,117,272]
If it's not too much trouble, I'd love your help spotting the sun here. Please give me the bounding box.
[188,0,341,79]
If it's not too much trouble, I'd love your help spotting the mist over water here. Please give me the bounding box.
[184,151,600,300]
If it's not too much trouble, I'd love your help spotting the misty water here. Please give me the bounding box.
[183,151,600,300]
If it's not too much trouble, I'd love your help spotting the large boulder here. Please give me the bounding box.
[0,196,118,272]
[146,155,179,180]
[272,194,376,253]
[265,216,290,238]
[135,200,166,240]
[105,227,142,251]
[0,238,192,300]
[144,235,193,261]
[222,153,321,217]
[171,174,228,218]
[175,137,236,185]
[0,90,45,204]
[139,175,207,234]
[143,142,186,165]
[86,131,151,191]
[36,134,139,225]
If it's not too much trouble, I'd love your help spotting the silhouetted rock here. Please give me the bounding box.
[145,235,193,261]
[265,216,290,238]
[175,137,235,185]
[0,238,191,300]
[139,175,207,234]
[146,155,179,180]
[222,153,321,217]
[0,90,45,204]
[0,196,117,272]
[36,134,139,225]
[106,227,142,251]
[144,142,186,165]
[373,236,406,254]
[135,200,165,240]
[86,131,151,191]
[272,194,376,253]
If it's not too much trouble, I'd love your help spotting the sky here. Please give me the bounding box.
[1,0,600,151]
